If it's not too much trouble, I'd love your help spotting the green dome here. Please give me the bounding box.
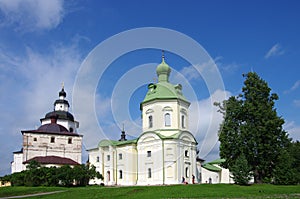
[156,59,171,77]
[141,82,189,105]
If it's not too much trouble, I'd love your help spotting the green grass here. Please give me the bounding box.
[1,184,299,199]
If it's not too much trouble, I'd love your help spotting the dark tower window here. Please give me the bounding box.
[119,153,123,160]
[68,138,72,144]
[33,137,37,141]
[149,115,153,128]
[69,127,74,132]
[50,137,55,143]
[147,151,151,157]
[182,115,185,128]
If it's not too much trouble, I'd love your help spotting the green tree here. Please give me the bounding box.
[230,153,252,185]
[273,147,296,184]
[216,72,290,184]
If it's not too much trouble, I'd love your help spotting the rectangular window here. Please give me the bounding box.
[182,115,185,128]
[33,137,37,141]
[119,153,122,160]
[149,116,153,128]
[147,151,151,157]
[119,170,123,179]
[96,156,99,162]
[68,138,72,144]
[148,168,152,178]
[107,155,110,161]
[185,150,189,157]
[50,137,55,143]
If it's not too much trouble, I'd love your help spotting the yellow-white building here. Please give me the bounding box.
[88,56,198,185]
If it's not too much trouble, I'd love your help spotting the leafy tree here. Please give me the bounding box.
[230,153,252,185]
[58,165,74,187]
[273,147,296,184]
[216,72,290,184]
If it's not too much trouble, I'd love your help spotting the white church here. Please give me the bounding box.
[88,55,199,185]
[11,86,83,173]
[11,54,233,185]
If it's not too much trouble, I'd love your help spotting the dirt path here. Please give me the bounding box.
[0,190,66,199]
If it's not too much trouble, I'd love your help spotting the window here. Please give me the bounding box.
[147,151,151,157]
[185,150,189,157]
[164,113,171,126]
[119,153,122,160]
[148,115,153,128]
[68,138,72,144]
[185,167,189,178]
[50,137,55,143]
[33,137,37,141]
[107,155,110,161]
[181,115,185,128]
[148,168,152,178]
[69,127,74,132]
[96,156,99,162]
[119,170,123,179]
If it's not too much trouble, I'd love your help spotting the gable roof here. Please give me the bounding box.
[23,156,80,165]
[202,158,225,172]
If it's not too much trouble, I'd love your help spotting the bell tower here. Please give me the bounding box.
[140,52,190,135]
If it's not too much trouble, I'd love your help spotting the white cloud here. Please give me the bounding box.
[293,99,300,108]
[284,80,300,94]
[0,41,83,175]
[264,43,285,59]
[189,89,231,161]
[0,0,64,31]
[284,121,300,141]
[179,56,240,82]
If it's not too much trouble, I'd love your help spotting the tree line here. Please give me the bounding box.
[1,160,103,187]
[215,72,300,185]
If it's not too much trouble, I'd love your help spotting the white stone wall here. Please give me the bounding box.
[23,132,82,164]
[11,153,24,173]
[137,133,163,185]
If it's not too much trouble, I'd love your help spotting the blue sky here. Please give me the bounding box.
[0,0,299,176]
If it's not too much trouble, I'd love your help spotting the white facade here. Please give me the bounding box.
[22,132,82,164]
[11,87,82,173]
[200,159,234,184]
[88,56,198,186]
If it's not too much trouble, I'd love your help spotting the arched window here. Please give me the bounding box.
[149,115,153,128]
[165,113,171,126]
[181,115,185,128]
[148,168,152,178]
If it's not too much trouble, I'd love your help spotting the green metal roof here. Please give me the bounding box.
[202,163,222,172]
[141,82,189,105]
[141,57,189,106]
[98,139,137,147]
[202,158,225,172]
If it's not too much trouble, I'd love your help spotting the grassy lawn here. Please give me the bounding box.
[0,184,299,199]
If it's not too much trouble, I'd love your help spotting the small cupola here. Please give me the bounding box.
[119,125,127,141]
[156,50,171,82]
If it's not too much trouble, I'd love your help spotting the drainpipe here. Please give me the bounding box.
[115,149,117,185]
[162,140,165,185]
